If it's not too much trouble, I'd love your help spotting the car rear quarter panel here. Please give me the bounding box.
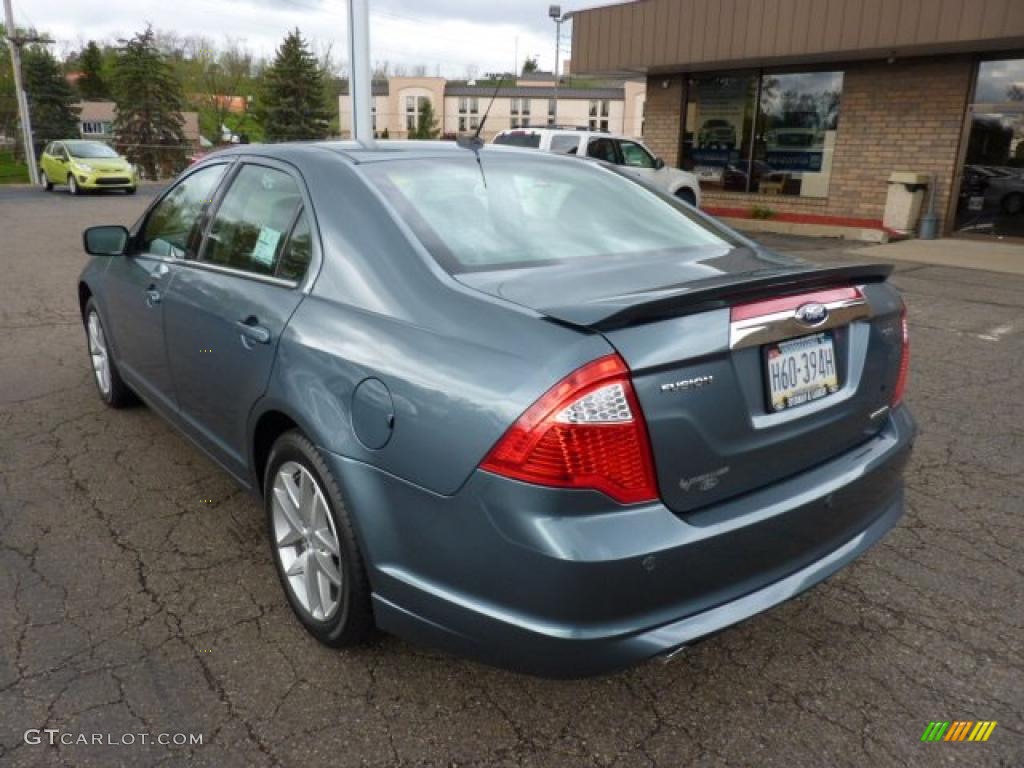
[261,153,613,495]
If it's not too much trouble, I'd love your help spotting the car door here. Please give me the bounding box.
[43,142,67,184]
[616,139,661,188]
[101,162,230,414]
[162,160,314,478]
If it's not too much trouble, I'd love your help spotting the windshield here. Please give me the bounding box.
[363,154,732,272]
[68,142,120,159]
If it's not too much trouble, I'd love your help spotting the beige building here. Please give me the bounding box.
[571,0,1024,241]
[339,74,647,141]
[75,101,202,148]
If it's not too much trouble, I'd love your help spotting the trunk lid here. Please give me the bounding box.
[458,246,903,513]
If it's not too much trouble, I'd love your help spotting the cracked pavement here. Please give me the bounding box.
[0,186,1020,767]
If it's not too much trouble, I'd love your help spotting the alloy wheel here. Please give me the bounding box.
[271,461,343,621]
[87,311,111,397]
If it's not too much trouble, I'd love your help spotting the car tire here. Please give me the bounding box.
[40,170,53,191]
[675,187,697,206]
[83,298,134,408]
[1001,192,1024,216]
[265,430,374,647]
[68,175,80,196]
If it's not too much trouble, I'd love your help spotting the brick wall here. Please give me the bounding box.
[826,56,973,231]
[643,75,685,167]
[663,56,974,233]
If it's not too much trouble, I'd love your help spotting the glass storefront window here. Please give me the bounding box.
[754,71,842,198]
[973,59,1024,104]
[954,58,1024,236]
[682,70,842,198]
[683,75,757,192]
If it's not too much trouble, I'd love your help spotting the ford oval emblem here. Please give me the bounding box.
[794,302,828,326]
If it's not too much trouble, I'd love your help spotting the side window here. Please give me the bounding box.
[142,164,227,258]
[276,209,313,282]
[619,141,656,169]
[586,138,617,163]
[202,164,301,277]
[550,135,581,155]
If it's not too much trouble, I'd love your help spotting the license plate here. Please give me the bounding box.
[766,332,839,412]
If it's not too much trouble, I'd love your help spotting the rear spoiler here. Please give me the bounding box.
[539,263,894,331]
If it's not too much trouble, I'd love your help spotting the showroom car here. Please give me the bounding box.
[77,141,913,677]
[40,140,139,195]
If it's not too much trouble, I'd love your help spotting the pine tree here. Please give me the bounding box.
[0,27,17,145]
[111,27,188,179]
[411,99,439,140]
[22,46,80,156]
[77,41,109,100]
[261,29,329,142]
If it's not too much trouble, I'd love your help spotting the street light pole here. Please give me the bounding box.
[347,0,373,144]
[3,0,40,185]
[549,5,561,125]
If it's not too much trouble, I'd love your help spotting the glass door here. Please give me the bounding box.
[955,59,1024,236]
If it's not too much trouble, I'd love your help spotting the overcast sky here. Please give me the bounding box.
[14,0,599,78]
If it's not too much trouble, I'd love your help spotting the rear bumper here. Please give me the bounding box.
[325,406,915,677]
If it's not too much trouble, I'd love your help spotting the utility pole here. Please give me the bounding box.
[548,7,572,126]
[3,0,45,185]
[347,0,373,144]
[549,6,561,125]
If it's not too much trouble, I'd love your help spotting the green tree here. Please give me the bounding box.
[22,46,80,155]
[260,29,329,142]
[410,98,439,140]
[77,41,109,99]
[0,27,17,147]
[521,56,539,74]
[111,27,188,179]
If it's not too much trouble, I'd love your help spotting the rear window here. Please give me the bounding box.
[493,131,541,148]
[362,154,732,273]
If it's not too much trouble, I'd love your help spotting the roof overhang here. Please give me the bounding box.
[571,0,1024,76]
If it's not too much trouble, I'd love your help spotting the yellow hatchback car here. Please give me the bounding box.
[39,140,138,195]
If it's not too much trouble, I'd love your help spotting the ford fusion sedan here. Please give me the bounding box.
[77,141,913,677]
[41,140,138,195]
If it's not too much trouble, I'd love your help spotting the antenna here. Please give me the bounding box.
[457,75,505,150]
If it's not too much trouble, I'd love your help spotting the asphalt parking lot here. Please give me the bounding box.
[0,184,1020,767]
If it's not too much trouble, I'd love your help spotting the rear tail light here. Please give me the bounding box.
[480,354,658,504]
[892,305,910,406]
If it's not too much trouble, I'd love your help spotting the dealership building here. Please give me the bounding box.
[571,0,1024,240]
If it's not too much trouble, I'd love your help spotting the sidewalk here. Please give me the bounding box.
[851,237,1024,276]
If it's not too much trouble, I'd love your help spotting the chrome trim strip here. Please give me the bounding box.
[869,405,891,421]
[177,259,299,288]
[729,296,870,350]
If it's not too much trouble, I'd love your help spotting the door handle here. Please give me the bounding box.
[145,287,161,306]
[236,318,271,347]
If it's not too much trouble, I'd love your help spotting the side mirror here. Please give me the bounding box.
[654,157,666,170]
[83,225,129,256]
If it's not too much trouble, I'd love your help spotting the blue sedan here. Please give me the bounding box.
[78,142,913,677]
